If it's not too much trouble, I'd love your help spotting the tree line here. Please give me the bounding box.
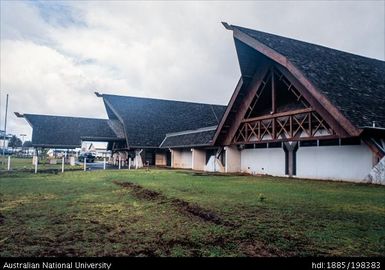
[7,135,32,148]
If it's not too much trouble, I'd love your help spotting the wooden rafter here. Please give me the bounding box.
[230,27,361,137]
[221,62,272,145]
[232,67,339,144]
[234,109,337,144]
[246,71,271,118]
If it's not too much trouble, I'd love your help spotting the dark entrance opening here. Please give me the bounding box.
[144,150,156,166]
[166,151,171,166]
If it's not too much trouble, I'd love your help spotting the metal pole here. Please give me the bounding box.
[7,156,10,171]
[103,157,106,170]
[84,157,86,171]
[20,134,26,156]
[2,94,9,158]
[62,157,65,173]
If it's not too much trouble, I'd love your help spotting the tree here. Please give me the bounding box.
[8,135,22,149]
[23,141,33,148]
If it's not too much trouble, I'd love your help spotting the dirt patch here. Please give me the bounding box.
[170,198,229,226]
[112,181,166,201]
[113,180,235,227]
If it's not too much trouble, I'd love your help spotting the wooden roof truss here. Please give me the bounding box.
[233,66,337,144]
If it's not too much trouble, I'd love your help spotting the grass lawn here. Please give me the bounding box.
[0,169,384,256]
[0,157,83,172]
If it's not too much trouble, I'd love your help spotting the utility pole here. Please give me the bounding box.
[20,134,27,156]
[2,94,9,158]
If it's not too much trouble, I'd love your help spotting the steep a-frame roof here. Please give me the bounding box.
[17,113,123,148]
[215,23,385,145]
[100,94,226,148]
[230,25,385,129]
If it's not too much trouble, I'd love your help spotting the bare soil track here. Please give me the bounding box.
[112,180,235,227]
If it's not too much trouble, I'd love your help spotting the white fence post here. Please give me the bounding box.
[128,158,131,170]
[7,156,11,171]
[118,156,121,170]
[62,157,65,173]
[84,157,87,171]
[103,157,106,170]
[35,157,38,174]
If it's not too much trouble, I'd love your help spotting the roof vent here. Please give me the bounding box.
[373,121,376,127]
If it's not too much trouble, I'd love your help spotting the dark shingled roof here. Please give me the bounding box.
[232,25,385,129]
[24,114,122,148]
[102,94,226,148]
[160,126,217,148]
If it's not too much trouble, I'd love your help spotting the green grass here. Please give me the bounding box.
[0,157,82,171]
[0,169,384,257]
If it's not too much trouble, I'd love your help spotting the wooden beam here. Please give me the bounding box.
[212,77,243,145]
[242,108,313,123]
[363,138,385,159]
[222,63,272,145]
[234,134,340,145]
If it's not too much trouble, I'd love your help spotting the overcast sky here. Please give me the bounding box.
[1,0,384,141]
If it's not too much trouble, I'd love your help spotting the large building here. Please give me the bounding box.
[16,23,385,183]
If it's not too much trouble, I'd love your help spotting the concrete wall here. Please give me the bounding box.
[225,146,241,173]
[155,153,167,166]
[296,144,373,181]
[192,149,206,171]
[134,150,143,168]
[241,148,286,176]
[204,156,225,172]
[172,149,192,169]
[240,144,373,181]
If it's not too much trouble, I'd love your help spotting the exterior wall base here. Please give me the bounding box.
[204,156,225,172]
[225,146,241,173]
[192,148,205,171]
[296,144,372,181]
[171,149,192,169]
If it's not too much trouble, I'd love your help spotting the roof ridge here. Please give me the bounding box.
[232,25,385,63]
[102,93,227,107]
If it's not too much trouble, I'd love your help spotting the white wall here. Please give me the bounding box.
[204,156,225,172]
[155,153,166,166]
[172,149,192,169]
[192,149,205,171]
[296,144,373,181]
[180,149,192,169]
[225,146,241,173]
[241,148,285,176]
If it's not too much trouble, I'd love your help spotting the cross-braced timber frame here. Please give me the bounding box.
[233,67,338,144]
